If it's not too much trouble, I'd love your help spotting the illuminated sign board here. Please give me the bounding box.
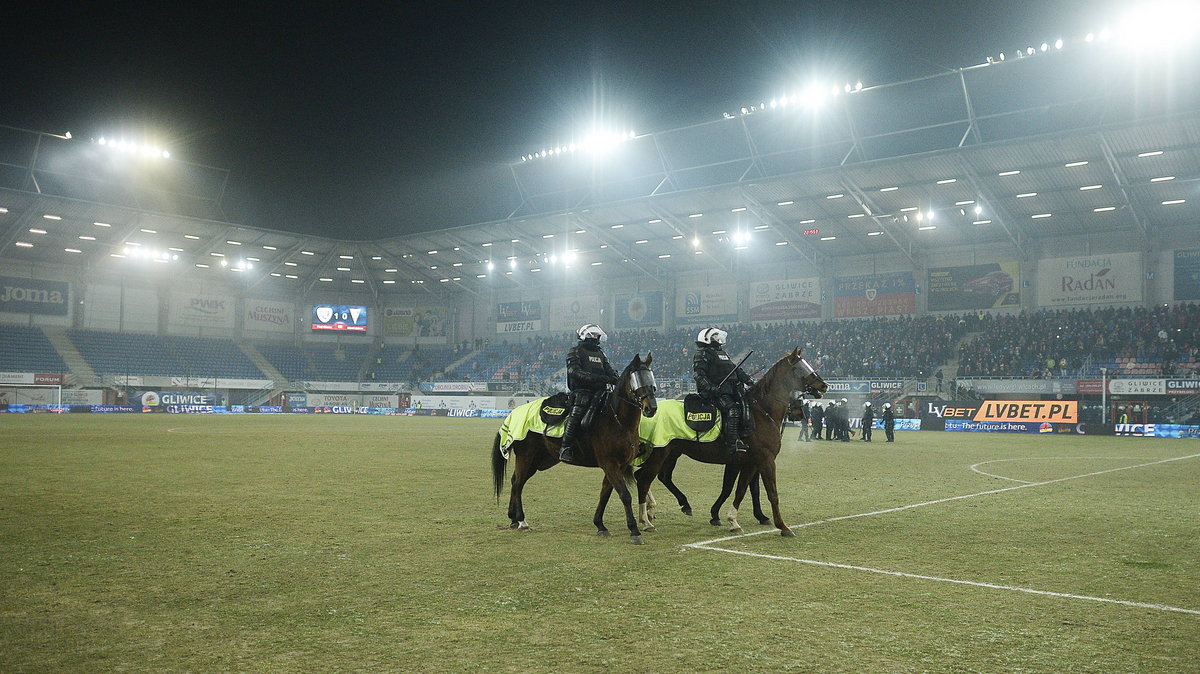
[312,305,368,332]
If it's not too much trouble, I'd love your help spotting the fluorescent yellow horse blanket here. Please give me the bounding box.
[638,399,721,449]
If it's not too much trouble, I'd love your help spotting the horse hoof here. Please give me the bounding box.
[517,522,532,532]
[780,528,796,538]
[597,530,611,538]
[630,536,646,545]
[709,518,722,527]
[729,527,744,535]
[642,523,656,532]
[756,517,771,526]
[682,507,693,516]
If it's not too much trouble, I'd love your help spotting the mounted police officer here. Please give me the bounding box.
[559,323,619,464]
[693,327,754,456]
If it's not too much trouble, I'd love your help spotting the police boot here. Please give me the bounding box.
[559,413,583,464]
[723,413,748,457]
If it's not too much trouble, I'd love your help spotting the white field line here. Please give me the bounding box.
[969,456,1148,483]
[684,452,1200,616]
[690,546,1200,616]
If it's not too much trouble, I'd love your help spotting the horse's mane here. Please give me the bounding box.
[748,352,793,402]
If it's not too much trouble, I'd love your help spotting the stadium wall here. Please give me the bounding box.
[2,236,1196,345]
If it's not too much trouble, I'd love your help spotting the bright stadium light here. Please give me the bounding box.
[1114,1,1200,50]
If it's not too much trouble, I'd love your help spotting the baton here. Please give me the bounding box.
[715,350,754,389]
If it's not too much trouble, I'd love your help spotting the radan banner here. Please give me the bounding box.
[1036,253,1142,307]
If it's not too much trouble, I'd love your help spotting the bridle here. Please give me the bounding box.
[750,357,826,429]
[616,366,657,410]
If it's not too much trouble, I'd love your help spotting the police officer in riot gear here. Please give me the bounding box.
[810,401,824,441]
[861,402,875,442]
[882,402,896,442]
[693,327,754,456]
[559,323,619,464]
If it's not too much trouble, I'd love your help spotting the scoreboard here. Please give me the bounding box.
[312,304,368,332]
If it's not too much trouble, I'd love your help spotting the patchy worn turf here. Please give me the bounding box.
[1,415,1197,672]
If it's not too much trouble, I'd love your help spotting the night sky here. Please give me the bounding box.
[4,1,1123,239]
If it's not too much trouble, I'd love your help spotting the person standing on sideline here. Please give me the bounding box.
[810,401,824,441]
[882,402,896,442]
[861,402,875,442]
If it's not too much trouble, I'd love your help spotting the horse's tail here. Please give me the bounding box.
[491,432,506,502]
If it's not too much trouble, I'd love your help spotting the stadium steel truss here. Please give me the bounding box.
[1,44,1197,299]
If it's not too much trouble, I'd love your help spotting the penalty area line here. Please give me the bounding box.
[689,544,1200,616]
[684,452,1200,548]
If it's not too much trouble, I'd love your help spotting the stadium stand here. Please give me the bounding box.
[256,343,319,381]
[164,336,267,379]
[67,329,185,376]
[956,305,1200,378]
[0,324,68,373]
[305,343,372,382]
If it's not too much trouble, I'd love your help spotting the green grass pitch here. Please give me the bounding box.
[1,414,1197,672]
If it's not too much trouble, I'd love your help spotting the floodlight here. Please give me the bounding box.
[487,261,494,271]
[1055,38,1064,49]
[1151,176,1175,182]
[974,205,983,215]
[1115,1,1200,50]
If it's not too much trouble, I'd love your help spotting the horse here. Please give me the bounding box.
[491,353,658,544]
[623,347,826,536]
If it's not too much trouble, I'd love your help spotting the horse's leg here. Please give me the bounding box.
[709,461,739,526]
[758,459,794,537]
[751,473,770,525]
[593,480,614,537]
[631,465,656,532]
[600,461,643,544]
[726,467,757,534]
[507,443,538,531]
[657,450,692,516]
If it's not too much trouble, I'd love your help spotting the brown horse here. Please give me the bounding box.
[491,353,658,543]
[617,347,826,536]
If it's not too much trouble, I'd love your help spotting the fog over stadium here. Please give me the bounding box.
[3,2,1200,671]
[1,0,1175,238]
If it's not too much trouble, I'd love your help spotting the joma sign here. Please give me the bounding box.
[0,276,69,316]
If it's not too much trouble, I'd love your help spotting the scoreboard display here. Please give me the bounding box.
[312,304,368,332]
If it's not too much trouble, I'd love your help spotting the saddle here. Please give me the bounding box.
[682,393,719,433]
[538,392,570,426]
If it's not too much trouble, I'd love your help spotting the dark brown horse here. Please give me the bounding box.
[491,354,658,543]
[623,347,826,536]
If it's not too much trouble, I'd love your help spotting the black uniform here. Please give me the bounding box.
[694,342,754,453]
[810,404,824,440]
[883,406,896,442]
[861,405,875,442]
[798,401,811,441]
[560,339,618,459]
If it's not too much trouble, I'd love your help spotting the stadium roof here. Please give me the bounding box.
[2,43,1198,297]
